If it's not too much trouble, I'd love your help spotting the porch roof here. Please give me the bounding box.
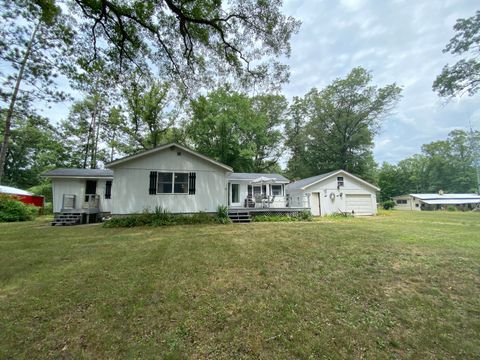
[43,168,114,179]
[228,173,290,183]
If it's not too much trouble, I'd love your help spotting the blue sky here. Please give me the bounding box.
[282,0,480,164]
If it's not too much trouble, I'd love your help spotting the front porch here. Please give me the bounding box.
[52,194,102,226]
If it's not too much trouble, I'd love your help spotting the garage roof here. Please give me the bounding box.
[286,170,380,191]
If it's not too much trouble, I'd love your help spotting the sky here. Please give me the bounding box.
[282,0,480,164]
[37,0,480,165]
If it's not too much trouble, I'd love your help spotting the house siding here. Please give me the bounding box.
[109,147,229,214]
[51,178,112,213]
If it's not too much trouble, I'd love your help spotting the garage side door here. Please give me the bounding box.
[345,194,373,215]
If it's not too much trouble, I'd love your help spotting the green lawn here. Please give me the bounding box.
[1,211,479,359]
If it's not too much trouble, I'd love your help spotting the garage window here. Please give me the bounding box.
[337,176,344,187]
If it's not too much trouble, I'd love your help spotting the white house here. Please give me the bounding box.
[393,193,480,211]
[44,143,309,224]
[106,143,233,215]
[286,170,379,216]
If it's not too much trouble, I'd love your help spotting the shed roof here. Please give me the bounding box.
[409,193,480,200]
[228,173,290,183]
[421,199,480,205]
[43,168,114,178]
[0,185,33,196]
[286,170,380,192]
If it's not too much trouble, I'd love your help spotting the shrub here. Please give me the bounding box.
[0,195,38,222]
[28,182,52,203]
[446,205,458,212]
[382,200,396,210]
[103,208,219,228]
[215,205,231,224]
[252,211,313,222]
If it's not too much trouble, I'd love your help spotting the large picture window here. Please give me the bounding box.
[156,172,189,194]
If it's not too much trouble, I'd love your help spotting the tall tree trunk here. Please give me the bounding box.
[93,111,101,168]
[90,108,97,169]
[0,22,39,182]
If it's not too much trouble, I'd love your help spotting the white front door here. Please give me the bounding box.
[311,192,321,216]
[230,183,241,207]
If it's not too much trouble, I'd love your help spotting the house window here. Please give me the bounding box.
[156,172,189,194]
[253,186,262,196]
[157,172,173,193]
[271,184,283,196]
[105,180,112,199]
[337,176,344,187]
[396,199,407,204]
[174,173,189,194]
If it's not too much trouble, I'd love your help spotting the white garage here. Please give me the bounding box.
[286,170,379,216]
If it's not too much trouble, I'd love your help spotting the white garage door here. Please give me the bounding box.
[345,194,373,214]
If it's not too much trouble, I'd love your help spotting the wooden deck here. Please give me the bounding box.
[228,207,310,222]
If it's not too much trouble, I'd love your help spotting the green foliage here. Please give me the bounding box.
[285,67,401,182]
[27,182,52,203]
[378,130,479,200]
[68,0,300,90]
[252,211,312,222]
[447,205,458,212]
[433,11,480,97]
[382,200,396,210]
[215,205,231,224]
[0,195,37,222]
[1,114,68,189]
[103,207,220,228]
[187,86,288,172]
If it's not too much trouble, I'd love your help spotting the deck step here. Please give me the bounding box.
[228,210,252,223]
[51,213,82,226]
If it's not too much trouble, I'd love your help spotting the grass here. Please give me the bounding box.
[1,211,479,359]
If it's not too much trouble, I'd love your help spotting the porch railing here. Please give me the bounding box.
[240,194,310,209]
[82,194,100,209]
[62,194,76,209]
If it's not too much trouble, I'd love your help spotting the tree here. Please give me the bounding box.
[433,10,480,97]
[286,67,401,181]
[187,87,287,172]
[67,0,300,91]
[0,113,67,189]
[0,0,73,182]
[285,96,311,179]
[121,75,177,153]
[60,93,110,169]
[377,130,480,200]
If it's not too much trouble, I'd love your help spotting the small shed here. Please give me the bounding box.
[0,185,44,207]
[286,170,379,216]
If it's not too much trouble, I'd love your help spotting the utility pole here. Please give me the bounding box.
[469,119,480,194]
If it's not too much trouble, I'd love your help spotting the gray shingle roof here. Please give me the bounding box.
[286,170,339,191]
[43,168,114,178]
[228,173,290,182]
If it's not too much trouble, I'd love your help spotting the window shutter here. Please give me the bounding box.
[149,171,157,195]
[189,172,196,195]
